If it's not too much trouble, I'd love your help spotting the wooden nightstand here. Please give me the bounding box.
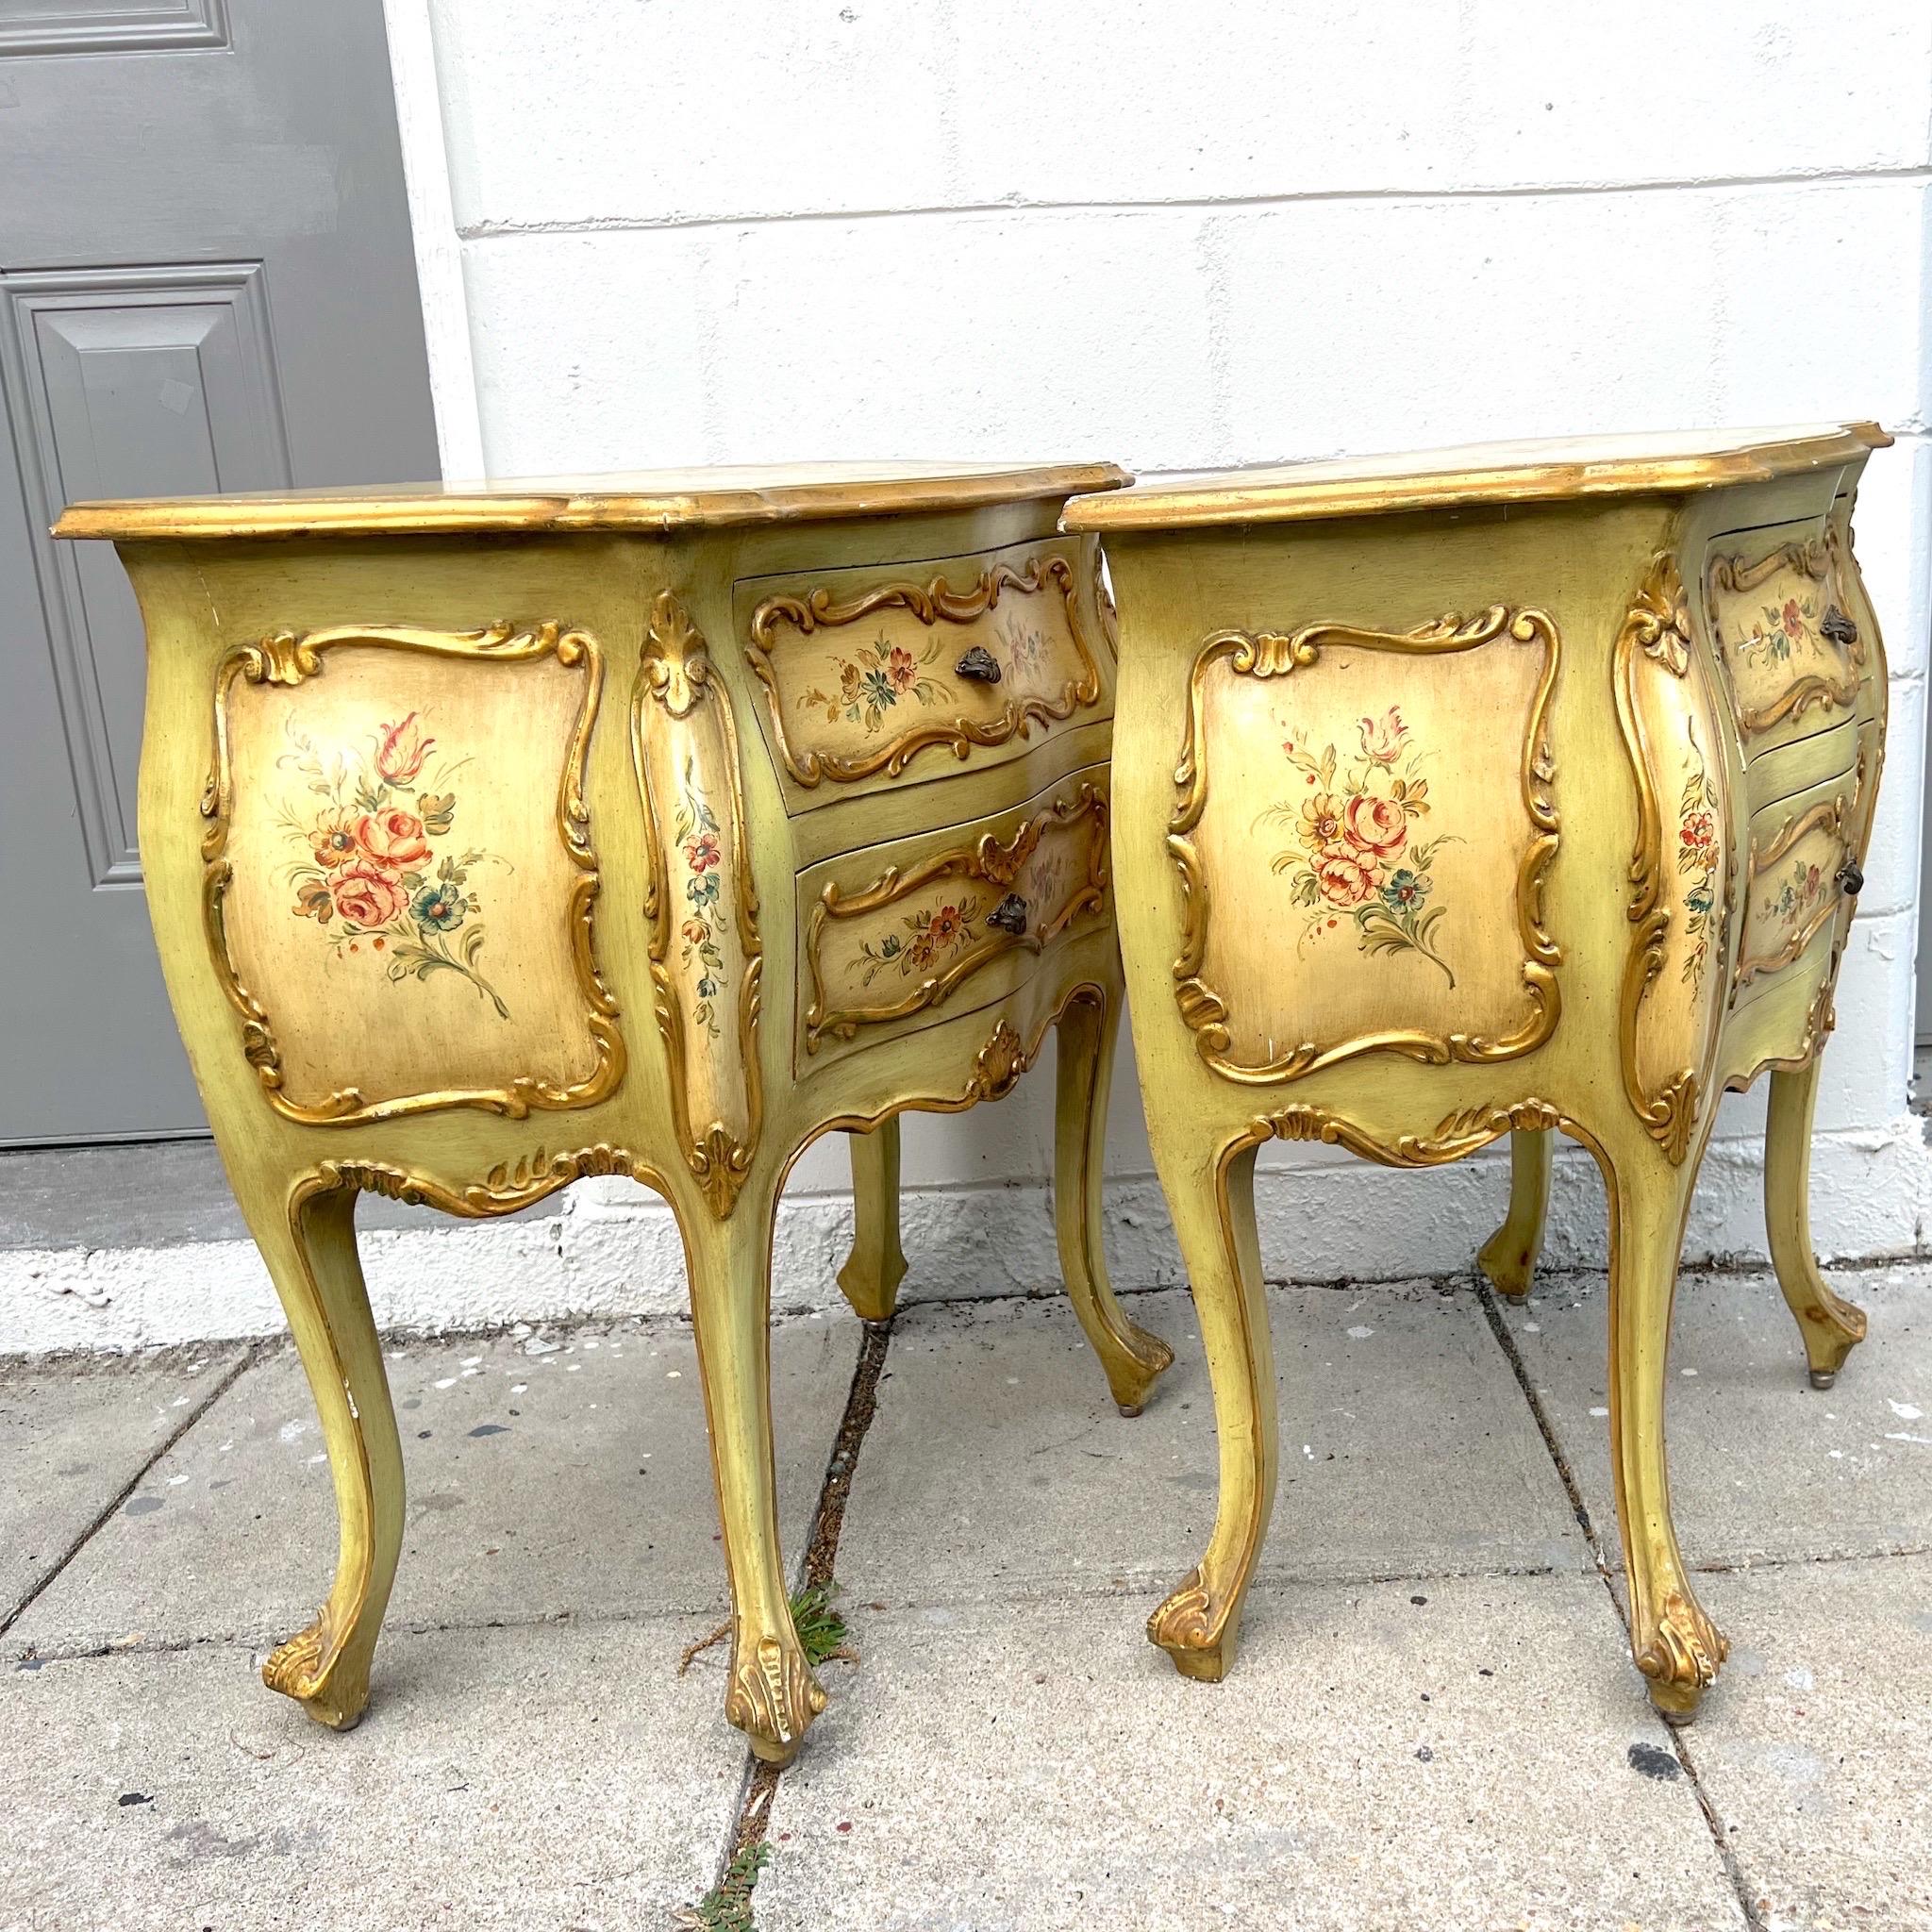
[1064,423,1890,1724]
[57,461,1173,1764]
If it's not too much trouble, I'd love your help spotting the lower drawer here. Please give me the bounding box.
[794,763,1110,1070]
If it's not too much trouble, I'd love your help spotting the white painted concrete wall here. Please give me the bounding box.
[15,2,1930,1352]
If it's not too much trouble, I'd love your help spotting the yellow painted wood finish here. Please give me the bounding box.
[64,462,1167,1767]
[1070,423,1890,1728]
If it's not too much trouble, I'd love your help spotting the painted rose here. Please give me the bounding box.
[309,811,361,869]
[331,859,409,930]
[375,710,436,785]
[1315,842,1378,908]
[1342,791,1408,858]
[1357,706,1409,766]
[887,645,919,692]
[686,829,722,874]
[1680,810,1716,861]
[1297,791,1345,852]
[1780,598,1805,640]
[355,807,431,870]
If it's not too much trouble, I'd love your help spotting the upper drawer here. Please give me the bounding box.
[738,536,1110,814]
[1704,519,1871,760]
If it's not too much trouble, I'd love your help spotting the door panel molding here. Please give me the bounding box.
[0,261,291,885]
[0,0,229,57]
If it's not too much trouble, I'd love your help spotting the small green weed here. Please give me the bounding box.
[788,1582,849,1667]
[685,1840,771,1932]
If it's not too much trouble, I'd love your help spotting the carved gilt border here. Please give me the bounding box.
[1226,1096,1566,1172]
[1612,550,1724,1165]
[1732,780,1856,993]
[745,551,1104,787]
[201,621,623,1127]
[1168,607,1561,1084]
[632,591,765,1220]
[1707,532,1865,740]
[803,782,1109,1052]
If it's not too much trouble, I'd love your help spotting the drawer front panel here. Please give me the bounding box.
[206,623,622,1125]
[797,766,1110,1067]
[1731,737,1874,1011]
[741,537,1109,812]
[1705,520,1870,758]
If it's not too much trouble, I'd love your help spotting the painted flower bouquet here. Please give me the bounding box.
[278,709,509,1018]
[1257,705,1458,986]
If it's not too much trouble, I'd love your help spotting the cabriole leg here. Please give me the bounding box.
[1597,1134,1727,1724]
[244,1176,404,1731]
[837,1119,908,1324]
[1145,1141,1274,1682]
[1477,1126,1552,1301]
[1055,982,1174,1415]
[1765,1059,1867,1389]
[682,1180,824,1765]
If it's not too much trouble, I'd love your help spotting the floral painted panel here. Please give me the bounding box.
[218,641,602,1115]
[803,782,1108,1057]
[1707,532,1864,743]
[1736,782,1852,993]
[280,708,509,1018]
[741,540,1107,797]
[1189,626,1552,1074]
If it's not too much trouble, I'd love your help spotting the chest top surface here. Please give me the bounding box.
[1061,425,1887,532]
[54,459,1129,541]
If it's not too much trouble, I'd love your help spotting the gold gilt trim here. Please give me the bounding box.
[201,621,622,1127]
[1227,1096,1564,1170]
[302,1143,666,1219]
[1612,550,1717,1165]
[633,591,765,1220]
[1707,533,1865,739]
[745,551,1104,787]
[1168,607,1561,1083]
[1732,786,1855,992]
[803,782,1109,1052]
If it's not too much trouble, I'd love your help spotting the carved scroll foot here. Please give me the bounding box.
[263,1608,373,1731]
[1147,1569,1239,1682]
[1635,1588,1728,1725]
[725,1631,828,1767]
[1476,1127,1552,1301]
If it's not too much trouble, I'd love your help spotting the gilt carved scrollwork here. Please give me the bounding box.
[1613,551,1727,1164]
[633,591,764,1219]
[201,621,623,1127]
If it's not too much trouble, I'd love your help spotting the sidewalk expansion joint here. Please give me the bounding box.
[0,1343,260,1639]
[1474,1278,1764,1932]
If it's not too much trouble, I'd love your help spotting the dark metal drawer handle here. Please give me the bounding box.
[988,892,1028,936]
[1836,858,1864,896]
[956,644,1003,683]
[1821,607,1859,648]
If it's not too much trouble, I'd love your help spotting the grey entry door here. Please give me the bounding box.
[0,0,441,1143]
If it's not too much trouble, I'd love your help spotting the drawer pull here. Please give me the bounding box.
[1820,607,1858,648]
[988,892,1028,936]
[956,644,1004,684]
[1836,858,1864,896]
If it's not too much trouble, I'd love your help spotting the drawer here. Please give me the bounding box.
[739,535,1111,814]
[795,764,1110,1069]
[1730,742,1872,1011]
[1741,716,1857,817]
[1704,518,1871,759]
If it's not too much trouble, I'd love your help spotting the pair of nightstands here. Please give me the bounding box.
[61,423,1889,1760]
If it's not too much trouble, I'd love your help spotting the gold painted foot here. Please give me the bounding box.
[1766,1062,1869,1390]
[262,1607,374,1731]
[1143,1135,1274,1683]
[1635,1587,1728,1724]
[1057,978,1174,1415]
[1476,1127,1552,1301]
[725,1630,829,1767]
[1147,1568,1240,1681]
[837,1119,908,1324]
[240,1175,404,1733]
[687,1177,827,1761]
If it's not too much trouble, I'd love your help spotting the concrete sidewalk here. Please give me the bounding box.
[3,1263,1927,1930]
